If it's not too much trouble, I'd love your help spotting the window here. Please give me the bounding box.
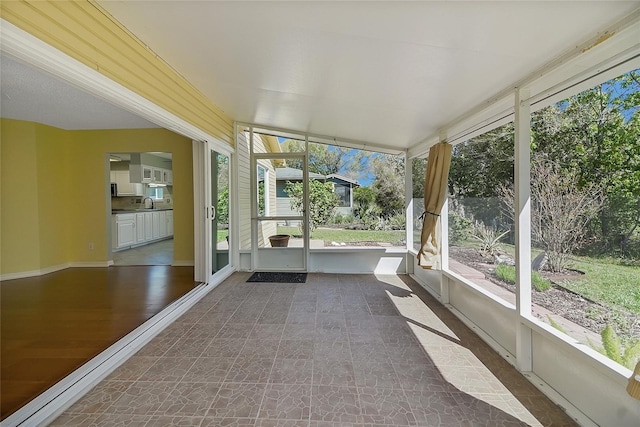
[334,183,351,207]
[412,157,427,252]
[148,187,164,200]
[257,165,268,216]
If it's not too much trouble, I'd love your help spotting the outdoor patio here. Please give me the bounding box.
[51,273,576,426]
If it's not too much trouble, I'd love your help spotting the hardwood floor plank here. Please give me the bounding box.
[0,266,197,420]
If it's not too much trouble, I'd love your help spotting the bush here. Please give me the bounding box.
[449,213,473,244]
[597,324,640,369]
[494,264,551,292]
[386,213,406,230]
[329,213,355,226]
[472,222,509,255]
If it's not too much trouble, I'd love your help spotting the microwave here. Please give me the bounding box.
[110,183,118,197]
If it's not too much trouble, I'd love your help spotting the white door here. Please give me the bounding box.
[251,133,308,272]
[204,146,231,282]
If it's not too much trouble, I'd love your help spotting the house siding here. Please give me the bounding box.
[1,0,234,146]
[237,130,277,250]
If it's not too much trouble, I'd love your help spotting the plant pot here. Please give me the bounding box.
[269,234,290,247]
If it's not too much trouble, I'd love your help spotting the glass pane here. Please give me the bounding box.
[257,157,306,219]
[216,153,229,268]
[306,143,405,249]
[212,151,229,273]
[447,122,515,305]
[412,158,427,252]
[257,219,305,249]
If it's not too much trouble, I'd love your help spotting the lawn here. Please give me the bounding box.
[453,239,640,315]
[561,256,640,315]
[277,226,405,245]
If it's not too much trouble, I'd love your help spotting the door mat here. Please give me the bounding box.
[247,272,307,283]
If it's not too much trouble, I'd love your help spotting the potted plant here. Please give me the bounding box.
[268,234,290,247]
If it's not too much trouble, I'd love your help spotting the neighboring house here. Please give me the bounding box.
[326,174,360,216]
[275,167,360,218]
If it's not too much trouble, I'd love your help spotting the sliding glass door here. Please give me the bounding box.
[207,148,230,279]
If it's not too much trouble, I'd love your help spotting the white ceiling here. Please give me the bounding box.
[1,2,638,147]
[0,53,159,130]
[95,1,640,149]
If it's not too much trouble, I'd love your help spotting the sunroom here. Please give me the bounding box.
[1,1,639,426]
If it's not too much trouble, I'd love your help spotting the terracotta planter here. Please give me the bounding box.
[268,234,290,247]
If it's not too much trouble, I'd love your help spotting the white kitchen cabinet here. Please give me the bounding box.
[158,210,168,238]
[130,164,153,183]
[153,168,163,184]
[112,170,144,196]
[163,169,173,185]
[152,211,161,239]
[144,212,153,241]
[129,163,172,185]
[113,213,136,248]
[166,210,174,236]
[135,213,146,243]
[112,210,173,251]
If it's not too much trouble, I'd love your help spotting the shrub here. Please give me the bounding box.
[449,213,473,244]
[285,180,339,232]
[494,264,551,292]
[386,213,406,230]
[472,222,509,255]
[597,324,640,369]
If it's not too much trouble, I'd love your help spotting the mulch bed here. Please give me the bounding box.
[449,246,640,341]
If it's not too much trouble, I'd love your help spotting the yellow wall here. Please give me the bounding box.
[36,124,72,268]
[1,0,234,146]
[0,119,194,275]
[71,128,194,264]
[1,120,42,273]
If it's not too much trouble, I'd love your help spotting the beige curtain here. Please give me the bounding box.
[418,142,453,269]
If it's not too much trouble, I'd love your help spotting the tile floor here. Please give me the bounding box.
[51,273,577,426]
[113,239,173,266]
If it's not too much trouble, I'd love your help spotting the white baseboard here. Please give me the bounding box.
[1,262,114,281]
[68,261,111,268]
[1,263,70,281]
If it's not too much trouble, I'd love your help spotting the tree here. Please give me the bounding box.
[352,186,380,220]
[370,154,405,219]
[280,140,365,179]
[500,157,604,272]
[448,124,514,199]
[412,158,427,198]
[285,180,339,232]
[532,72,640,254]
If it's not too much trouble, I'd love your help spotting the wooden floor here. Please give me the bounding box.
[0,266,197,420]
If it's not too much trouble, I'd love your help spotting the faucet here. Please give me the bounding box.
[142,197,154,209]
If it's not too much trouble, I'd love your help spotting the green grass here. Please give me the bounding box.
[277,226,405,245]
[454,239,640,315]
[494,264,551,292]
[561,255,640,315]
[217,230,228,243]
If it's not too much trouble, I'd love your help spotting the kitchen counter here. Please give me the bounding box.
[112,208,173,214]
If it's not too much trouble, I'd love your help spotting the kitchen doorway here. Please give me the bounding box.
[109,152,174,266]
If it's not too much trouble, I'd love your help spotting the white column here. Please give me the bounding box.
[515,88,533,372]
[405,156,414,255]
[440,195,450,303]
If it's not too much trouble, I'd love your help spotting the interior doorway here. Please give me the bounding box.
[109,152,175,266]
